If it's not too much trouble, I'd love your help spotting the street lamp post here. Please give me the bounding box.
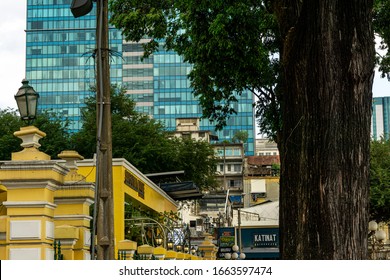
[155,236,163,247]
[14,79,39,124]
[224,235,246,260]
[224,244,246,260]
[185,223,192,252]
[191,246,196,255]
[167,239,174,251]
[368,220,387,260]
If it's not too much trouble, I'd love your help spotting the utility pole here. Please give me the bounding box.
[70,0,114,260]
[95,0,114,260]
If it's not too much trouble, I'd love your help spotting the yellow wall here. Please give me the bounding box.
[77,158,178,252]
[7,188,55,203]
[0,169,65,184]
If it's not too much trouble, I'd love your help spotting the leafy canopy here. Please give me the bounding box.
[109,0,281,139]
[373,0,390,79]
[71,85,218,190]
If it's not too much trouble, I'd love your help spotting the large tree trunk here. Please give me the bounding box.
[274,1,375,259]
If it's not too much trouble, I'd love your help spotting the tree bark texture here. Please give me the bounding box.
[274,1,375,259]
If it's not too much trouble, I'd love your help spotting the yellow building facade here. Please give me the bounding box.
[0,126,178,260]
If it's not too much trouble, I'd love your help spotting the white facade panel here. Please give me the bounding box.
[84,251,91,260]
[9,248,41,260]
[10,220,41,240]
[46,221,55,239]
[46,248,54,260]
[84,230,91,247]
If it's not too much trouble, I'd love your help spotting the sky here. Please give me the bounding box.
[0,1,389,111]
[0,1,27,110]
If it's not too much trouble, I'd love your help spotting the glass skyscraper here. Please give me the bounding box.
[372,96,390,140]
[26,0,255,155]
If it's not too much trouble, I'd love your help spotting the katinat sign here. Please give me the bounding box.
[241,227,279,259]
[253,233,278,247]
[216,227,280,259]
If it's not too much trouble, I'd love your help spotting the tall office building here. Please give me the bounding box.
[26,0,123,132]
[26,0,255,155]
[372,96,390,140]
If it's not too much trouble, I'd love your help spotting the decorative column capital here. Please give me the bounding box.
[14,126,46,149]
[58,150,84,168]
[58,150,85,182]
[12,126,50,161]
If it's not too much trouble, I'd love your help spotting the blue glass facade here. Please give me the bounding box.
[26,0,122,132]
[25,0,255,155]
[372,97,390,140]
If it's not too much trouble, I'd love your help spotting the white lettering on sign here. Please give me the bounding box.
[254,234,277,242]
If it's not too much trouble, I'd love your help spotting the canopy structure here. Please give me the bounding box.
[159,181,203,201]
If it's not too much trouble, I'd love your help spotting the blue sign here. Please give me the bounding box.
[240,227,279,248]
[217,227,279,259]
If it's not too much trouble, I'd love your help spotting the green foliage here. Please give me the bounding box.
[370,138,390,222]
[109,0,176,57]
[175,1,281,137]
[71,84,169,170]
[271,163,280,176]
[0,109,24,160]
[71,85,217,191]
[232,130,249,143]
[109,0,281,139]
[172,137,218,190]
[373,0,390,80]
[0,109,71,160]
[34,112,72,158]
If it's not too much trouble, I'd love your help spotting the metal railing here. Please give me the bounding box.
[53,240,64,260]
[368,244,390,260]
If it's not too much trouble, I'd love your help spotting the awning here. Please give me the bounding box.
[159,181,203,201]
